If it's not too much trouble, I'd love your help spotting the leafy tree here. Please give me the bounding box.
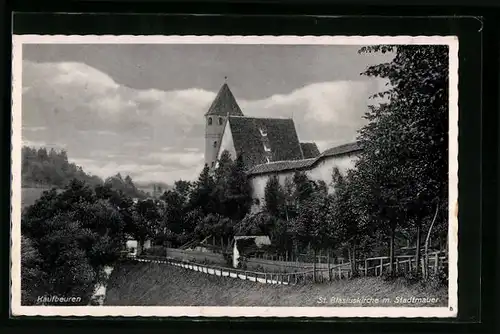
[263,175,286,218]
[282,176,297,220]
[105,173,146,199]
[357,44,449,274]
[194,213,224,243]
[161,189,187,237]
[292,171,315,205]
[182,208,204,240]
[21,180,128,304]
[131,199,162,252]
[290,192,336,281]
[21,236,45,305]
[223,154,253,220]
[235,212,276,236]
[174,180,192,204]
[331,168,367,275]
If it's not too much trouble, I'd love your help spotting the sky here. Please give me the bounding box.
[21,44,393,184]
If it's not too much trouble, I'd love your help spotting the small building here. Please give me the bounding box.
[232,235,271,268]
[125,238,152,257]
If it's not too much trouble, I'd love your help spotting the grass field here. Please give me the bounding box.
[105,261,447,307]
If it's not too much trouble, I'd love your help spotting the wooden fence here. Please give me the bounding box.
[358,251,448,277]
[136,250,447,285]
[136,254,341,285]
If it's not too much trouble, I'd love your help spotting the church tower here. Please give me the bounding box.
[204,82,244,169]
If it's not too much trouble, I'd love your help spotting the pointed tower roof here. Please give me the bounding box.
[205,83,244,117]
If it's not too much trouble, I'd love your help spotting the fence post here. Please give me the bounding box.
[338,266,342,279]
[395,258,400,273]
[421,258,427,279]
[327,251,332,282]
[265,273,268,283]
[364,259,368,276]
[379,258,383,276]
[434,253,439,274]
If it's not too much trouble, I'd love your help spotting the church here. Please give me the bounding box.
[204,82,361,210]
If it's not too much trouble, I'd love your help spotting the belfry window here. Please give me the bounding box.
[218,117,224,125]
[208,117,213,125]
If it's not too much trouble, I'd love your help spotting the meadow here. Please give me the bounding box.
[105,261,447,307]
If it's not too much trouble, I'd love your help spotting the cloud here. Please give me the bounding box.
[240,79,388,150]
[21,60,386,183]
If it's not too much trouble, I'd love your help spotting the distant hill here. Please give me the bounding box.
[22,146,147,201]
[22,146,103,188]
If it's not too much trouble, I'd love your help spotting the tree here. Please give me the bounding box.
[235,212,276,236]
[22,146,103,188]
[293,171,315,204]
[188,165,216,214]
[357,45,449,275]
[331,168,366,276]
[223,154,253,220]
[161,189,189,246]
[132,199,162,253]
[174,180,192,204]
[21,180,128,304]
[213,150,233,183]
[263,175,286,218]
[211,150,234,216]
[290,192,336,282]
[105,173,146,199]
[21,236,45,305]
[283,176,297,220]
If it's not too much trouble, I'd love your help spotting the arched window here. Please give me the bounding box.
[213,141,218,148]
[218,117,224,125]
[207,117,213,125]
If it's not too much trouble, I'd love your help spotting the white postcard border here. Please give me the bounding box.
[11,34,459,318]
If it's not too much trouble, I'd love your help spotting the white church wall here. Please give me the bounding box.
[307,153,359,186]
[249,153,359,212]
[217,120,237,163]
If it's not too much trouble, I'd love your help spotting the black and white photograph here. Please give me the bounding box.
[11,35,458,318]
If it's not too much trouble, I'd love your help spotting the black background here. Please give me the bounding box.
[1,1,498,334]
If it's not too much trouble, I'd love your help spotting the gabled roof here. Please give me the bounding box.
[300,142,320,159]
[205,83,244,117]
[321,142,361,157]
[227,116,304,170]
[247,141,362,176]
[246,158,316,175]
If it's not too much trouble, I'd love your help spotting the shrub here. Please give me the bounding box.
[142,246,167,257]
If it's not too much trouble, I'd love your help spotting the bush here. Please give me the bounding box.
[142,246,167,257]
[424,262,448,289]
